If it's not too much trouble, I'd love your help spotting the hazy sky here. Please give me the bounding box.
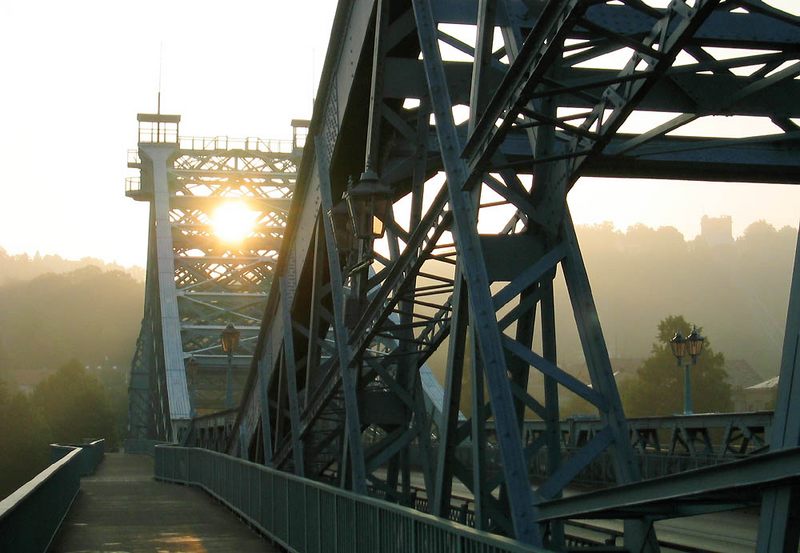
[0,1,335,266]
[0,1,797,267]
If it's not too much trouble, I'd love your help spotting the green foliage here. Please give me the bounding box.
[0,359,124,500]
[0,380,51,499]
[619,315,733,417]
[32,359,117,445]
[0,247,143,284]
[0,266,143,376]
[0,265,139,499]
[94,365,130,447]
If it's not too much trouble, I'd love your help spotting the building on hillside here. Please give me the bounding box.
[700,215,734,247]
[12,369,49,394]
[733,376,778,411]
[565,358,643,384]
[724,359,764,389]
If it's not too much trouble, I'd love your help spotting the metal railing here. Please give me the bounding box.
[125,176,142,194]
[0,439,105,553]
[518,411,772,456]
[124,437,170,457]
[177,136,295,154]
[51,439,106,476]
[138,123,178,144]
[154,446,547,553]
[127,149,141,165]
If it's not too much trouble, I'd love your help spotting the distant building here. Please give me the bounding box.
[566,358,643,384]
[724,359,764,389]
[12,369,50,394]
[700,215,734,246]
[733,376,778,411]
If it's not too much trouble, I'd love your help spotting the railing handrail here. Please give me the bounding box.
[513,410,774,429]
[191,407,238,423]
[0,447,81,524]
[155,445,546,553]
[124,437,170,457]
[177,135,295,154]
[0,439,105,553]
[124,176,142,193]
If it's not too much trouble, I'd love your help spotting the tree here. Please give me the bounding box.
[32,359,117,445]
[0,379,51,498]
[619,315,733,417]
[0,266,143,374]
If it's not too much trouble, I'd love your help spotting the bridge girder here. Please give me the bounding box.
[225,0,800,550]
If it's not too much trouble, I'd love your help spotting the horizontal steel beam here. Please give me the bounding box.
[384,60,800,118]
[537,446,800,521]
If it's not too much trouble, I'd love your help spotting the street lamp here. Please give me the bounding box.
[341,167,393,327]
[343,166,393,241]
[221,322,240,410]
[669,326,705,415]
[328,191,355,262]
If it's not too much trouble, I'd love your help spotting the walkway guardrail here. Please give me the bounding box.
[124,437,170,457]
[0,439,105,553]
[51,439,106,476]
[517,411,772,458]
[178,136,295,154]
[125,176,142,195]
[154,446,547,553]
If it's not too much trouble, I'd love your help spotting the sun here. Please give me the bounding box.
[210,201,258,243]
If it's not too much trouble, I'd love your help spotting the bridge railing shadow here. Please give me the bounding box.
[0,439,105,553]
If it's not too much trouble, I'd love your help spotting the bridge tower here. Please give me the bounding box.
[126,113,307,442]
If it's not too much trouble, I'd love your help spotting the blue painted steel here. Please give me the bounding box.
[0,440,105,553]
[154,445,548,553]
[50,439,106,476]
[683,362,693,416]
[124,437,171,456]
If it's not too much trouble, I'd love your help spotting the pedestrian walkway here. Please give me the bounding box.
[49,453,278,552]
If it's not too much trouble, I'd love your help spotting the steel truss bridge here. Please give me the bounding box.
[126,1,800,551]
[126,115,308,442]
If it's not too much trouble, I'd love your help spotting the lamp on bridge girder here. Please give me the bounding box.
[221,323,240,410]
[344,165,392,240]
[329,192,355,258]
[670,326,705,416]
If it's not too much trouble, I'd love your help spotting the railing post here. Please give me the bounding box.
[333,493,338,553]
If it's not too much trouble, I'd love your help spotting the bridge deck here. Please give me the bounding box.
[49,453,278,552]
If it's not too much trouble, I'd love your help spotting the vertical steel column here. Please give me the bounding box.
[541,279,564,548]
[757,223,800,552]
[258,351,274,465]
[315,135,368,494]
[412,0,540,543]
[140,142,191,440]
[303,222,326,410]
[432,273,468,516]
[470,327,487,531]
[279,276,306,477]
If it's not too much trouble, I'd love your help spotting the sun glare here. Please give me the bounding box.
[210,202,258,243]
